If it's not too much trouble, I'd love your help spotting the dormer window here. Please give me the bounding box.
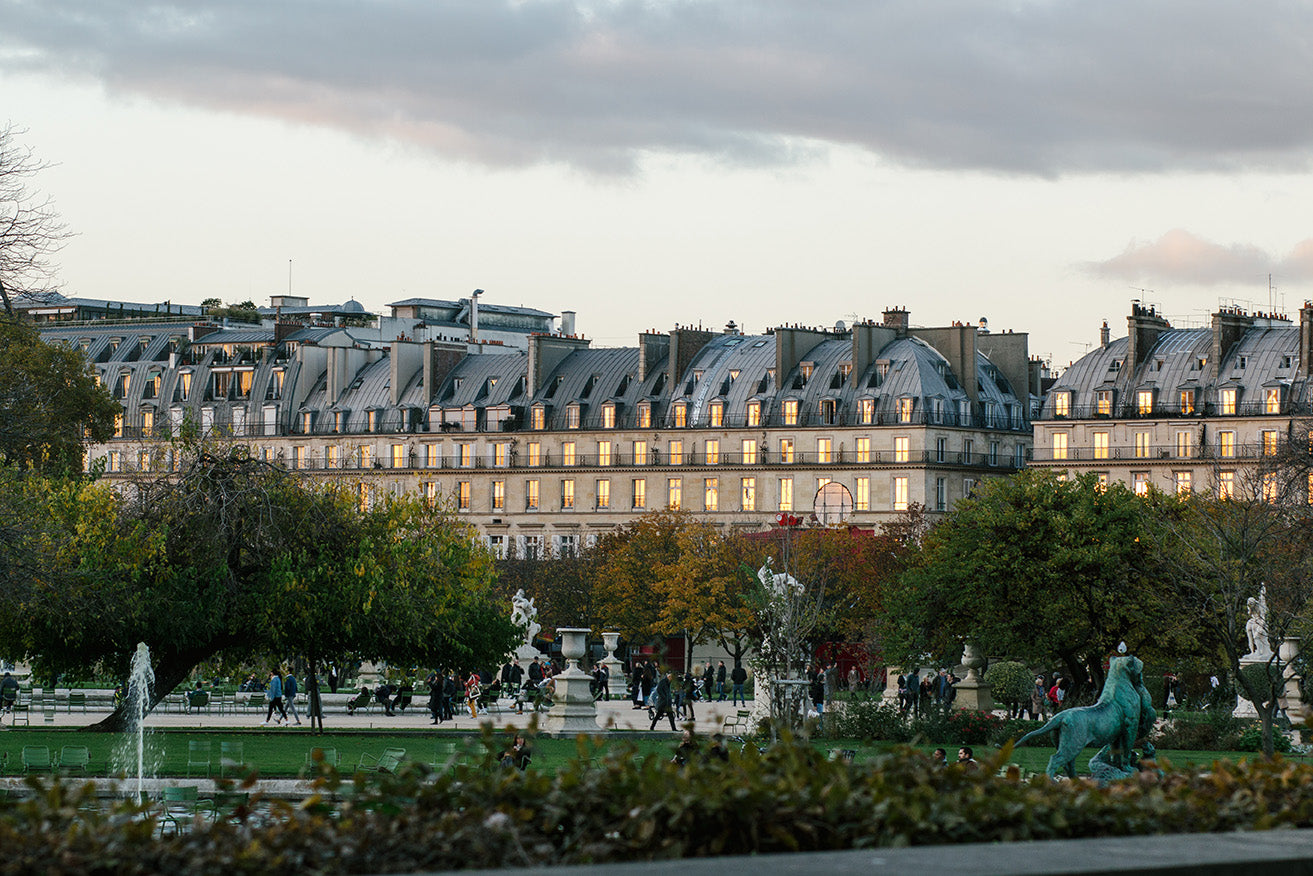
[601,404,617,429]
[859,398,875,424]
[782,399,799,426]
[897,397,914,424]
[800,362,814,383]
[1179,389,1195,415]
[531,406,546,430]
[1220,387,1238,415]
[1052,391,1070,418]
[566,405,582,429]
[746,400,761,427]
[1265,387,1282,414]
[1095,390,1113,416]
[636,402,652,429]
[709,401,724,427]
[1136,390,1154,416]
[673,403,688,428]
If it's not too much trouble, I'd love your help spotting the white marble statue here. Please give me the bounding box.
[1245,584,1273,659]
[511,589,541,644]
[758,558,802,598]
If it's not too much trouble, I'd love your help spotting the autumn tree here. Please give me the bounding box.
[590,510,694,646]
[493,541,599,633]
[659,524,758,667]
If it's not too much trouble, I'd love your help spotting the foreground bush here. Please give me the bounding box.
[4,736,1313,874]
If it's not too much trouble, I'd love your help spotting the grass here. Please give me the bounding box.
[0,727,1297,779]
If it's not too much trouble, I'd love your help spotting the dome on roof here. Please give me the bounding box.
[341,299,367,313]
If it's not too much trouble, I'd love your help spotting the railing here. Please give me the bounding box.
[1040,401,1289,421]
[1030,442,1276,464]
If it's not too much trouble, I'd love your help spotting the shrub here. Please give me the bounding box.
[983,661,1033,713]
[1235,722,1292,753]
[988,717,1044,748]
[910,708,1001,745]
[830,695,911,742]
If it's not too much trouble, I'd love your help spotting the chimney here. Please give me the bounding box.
[1100,320,1110,347]
[1126,302,1170,368]
[1300,302,1313,379]
[560,311,577,336]
[849,321,897,388]
[882,308,910,334]
[638,331,670,382]
[468,289,482,343]
[1210,306,1253,375]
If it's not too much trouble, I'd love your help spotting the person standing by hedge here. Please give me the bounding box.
[1031,676,1047,720]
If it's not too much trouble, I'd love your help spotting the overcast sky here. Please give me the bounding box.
[4,0,1313,368]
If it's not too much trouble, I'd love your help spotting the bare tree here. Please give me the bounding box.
[0,123,70,316]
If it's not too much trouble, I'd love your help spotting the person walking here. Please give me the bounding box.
[649,671,677,731]
[283,670,302,725]
[730,662,748,706]
[465,672,482,719]
[262,668,288,725]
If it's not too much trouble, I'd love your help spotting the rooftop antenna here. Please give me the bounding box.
[288,259,293,296]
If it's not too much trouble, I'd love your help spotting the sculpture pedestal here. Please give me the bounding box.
[601,632,627,699]
[953,641,994,713]
[513,643,541,662]
[543,628,602,734]
[1233,651,1271,719]
[883,667,902,704]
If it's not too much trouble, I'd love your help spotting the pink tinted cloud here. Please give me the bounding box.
[1087,229,1313,285]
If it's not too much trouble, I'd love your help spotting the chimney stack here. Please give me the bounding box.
[882,308,910,334]
[469,289,482,343]
[1100,320,1110,347]
[1300,302,1313,379]
[560,311,577,336]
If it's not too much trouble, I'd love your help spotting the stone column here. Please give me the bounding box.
[543,628,602,733]
[883,667,902,703]
[1281,637,1307,727]
[952,642,994,713]
[601,632,627,699]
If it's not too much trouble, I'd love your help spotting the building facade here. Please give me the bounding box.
[1031,302,1313,497]
[40,296,1038,553]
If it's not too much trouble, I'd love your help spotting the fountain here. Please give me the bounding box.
[120,642,156,800]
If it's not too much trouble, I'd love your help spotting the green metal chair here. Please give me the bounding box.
[21,746,52,773]
[58,745,90,774]
[66,692,87,713]
[358,747,406,774]
[219,741,244,777]
[159,785,201,835]
[186,740,211,777]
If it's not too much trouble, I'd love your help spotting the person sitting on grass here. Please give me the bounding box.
[672,730,698,766]
[499,734,532,770]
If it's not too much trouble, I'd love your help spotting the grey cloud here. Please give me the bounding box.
[4,0,1313,174]
[1087,230,1313,286]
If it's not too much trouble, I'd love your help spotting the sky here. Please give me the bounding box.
[4,1,1313,370]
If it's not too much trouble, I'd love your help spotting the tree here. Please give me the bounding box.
[0,319,119,473]
[660,524,758,668]
[493,541,599,634]
[0,447,517,731]
[590,510,695,646]
[882,470,1198,692]
[0,124,69,315]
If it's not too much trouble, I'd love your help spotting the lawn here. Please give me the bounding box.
[0,728,1293,779]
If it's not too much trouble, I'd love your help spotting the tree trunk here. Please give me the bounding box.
[85,649,208,732]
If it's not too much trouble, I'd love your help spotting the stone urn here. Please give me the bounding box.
[601,632,627,699]
[953,641,994,713]
[543,628,603,733]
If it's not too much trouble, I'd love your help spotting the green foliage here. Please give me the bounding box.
[0,319,118,473]
[7,740,1313,871]
[912,708,1003,745]
[830,696,913,742]
[983,661,1033,705]
[988,718,1044,748]
[1239,663,1284,709]
[1148,710,1292,753]
[1236,722,1292,753]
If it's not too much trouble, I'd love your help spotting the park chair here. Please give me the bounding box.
[41,694,56,725]
[345,689,372,715]
[159,785,201,835]
[219,741,244,778]
[434,741,468,770]
[9,701,29,727]
[245,692,266,714]
[216,691,237,716]
[66,692,87,713]
[358,747,406,774]
[722,710,751,734]
[186,740,211,777]
[207,790,250,823]
[304,747,338,773]
[187,690,211,714]
[21,746,52,774]
[58,746,90,774]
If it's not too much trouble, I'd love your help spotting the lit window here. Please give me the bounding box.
[292,446,305,469]
[106,450,120,472]
[562,479,575,509]
[421,482,437,504]
[1052,433,1069,460]
[1220,387,1237,415]
[494,443,508,467]
[1263,430,1279,456]
[531,407,546,430]
[1087,430,1108,459]
[141,410,154,436]
[567,406,581,429]
[669,440,683,465]
[1263,472,1278,503]
[632,478,646,509]
[1218,471,1235,499]
[113,413,123,438]
[1174,471,1191,496]
[1133,433,1150,458]
[457,481,471,510]
[782,399,799,425]
[673,404,688,428]
[1137,390,1154,415]
[897,397,914,423]
[894,436,909,463]
[392,444,405,468]
[526,479,540,510]
[596,479,611,509]
[1180,389,1195,415]
[1132,472,1149,497]
[1096,390,1113,416]
[859,398,875,424]
[1176,431,1193,459]
[492,480,505,510]
[856,437,871,464]
[1095,473,1108,491]
[528,442,541,466]
[360,445,373,468]
[817,438,832,463]
[358,483,371,511]
[598,441,612,466]
[327,446,340,468]
[563,441,576,466]
[426,444,439,467]
[137,450,150,471]
[704,478,718,511]
[459,444,472,467]
[1219,431,1236,458]
[1266,387,1281,415]
[741,477,756,511]
[746,401,761,426]
[633,440,648,465]
[1053,392,1070,417]
[637,404,652,429]
[367,410,378,432]
[667,478,682,510]
[741,438,757,465]
[705,439,720,465]
[779,438,794,464]
[817,477,831,492]
[779,477,793,511]
[709,402,724,427]
[893,476,909,511]
[602,405,617,428]
[855,477,870,511]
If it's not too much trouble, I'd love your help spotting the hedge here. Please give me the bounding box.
[4,734,1313,874]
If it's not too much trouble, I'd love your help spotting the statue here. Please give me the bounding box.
[1014,655,1155,779]
[511,589,541,645]
[757,558,802,598]
[1245,584,1273,659]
